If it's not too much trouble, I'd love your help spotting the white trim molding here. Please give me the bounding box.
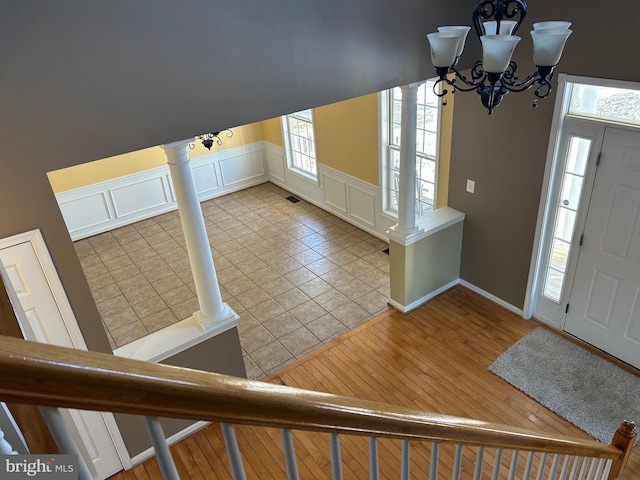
[387,207,465,247]
[458,279,524,317]
[388,279,459,313]
[57,142,269,240]
[114,308,239,363]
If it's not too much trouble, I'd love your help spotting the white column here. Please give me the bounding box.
[162,140,238,329]
[395,83,421,235]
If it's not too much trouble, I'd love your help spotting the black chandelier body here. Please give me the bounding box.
[427,0,572,114]
[193,130,234,150]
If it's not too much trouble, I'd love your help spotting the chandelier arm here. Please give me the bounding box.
[432,76,455,97]
[449,62,488,92]
[500,72,542,92]
[532,75,553,99]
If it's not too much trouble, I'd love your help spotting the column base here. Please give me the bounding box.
[387,224,420,243]
[193,303,240,332]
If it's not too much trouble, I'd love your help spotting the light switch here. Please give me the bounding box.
[466,179,475,194]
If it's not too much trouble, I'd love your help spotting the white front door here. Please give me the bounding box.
[0,231,128,479]
[564,127,640,369]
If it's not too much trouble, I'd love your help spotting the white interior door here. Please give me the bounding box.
[0,230,128,479]
[564,127,640,369]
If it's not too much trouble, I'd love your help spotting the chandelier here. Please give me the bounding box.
[192,130,233,150]
[426,0,572,114]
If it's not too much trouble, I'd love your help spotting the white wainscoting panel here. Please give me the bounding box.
[220,149,265,186]
[110,176,170,218]
[58,192,113,234]
[191,162,219,197]
[323,175,348,213]
[348,186,376,227]
[264,142,394,240]
[57,143,270,240]
[265,143,286,183]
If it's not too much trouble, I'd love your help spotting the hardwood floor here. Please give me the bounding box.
[109,286,639,479]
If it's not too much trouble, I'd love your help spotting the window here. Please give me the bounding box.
[282,109,318,180]
[541,135,592,302]
[568,83,640,126]
[382,80,441,217]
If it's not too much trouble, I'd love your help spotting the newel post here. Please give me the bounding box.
[608,420,636,479]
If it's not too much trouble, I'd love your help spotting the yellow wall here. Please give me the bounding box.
[260,117,284,147]
[436,93,453,208]
[47,122,264,193]
[314,93,379,186]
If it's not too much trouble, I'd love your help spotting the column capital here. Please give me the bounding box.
[400,82,422,92]
[162,138,193,151]
[162,139,192,166]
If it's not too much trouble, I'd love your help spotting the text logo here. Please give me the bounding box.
[1,455,78,479]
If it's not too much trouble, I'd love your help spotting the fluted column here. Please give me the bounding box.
[395,82,421,235]
[162,140,237,329]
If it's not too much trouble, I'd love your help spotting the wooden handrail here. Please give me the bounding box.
[0,335,626,460]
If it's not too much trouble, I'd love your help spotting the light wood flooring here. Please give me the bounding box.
[109,286,639,479]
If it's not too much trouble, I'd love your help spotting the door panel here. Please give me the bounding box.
[564,127,640,369]
[0,236,125,478]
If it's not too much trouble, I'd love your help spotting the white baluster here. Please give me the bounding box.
[0,427,17,454]
[430,442,439,480]
[536,453,548,480]
[369,437,379,480]
[221,423,247,480]
[452,445,463,480]
[568,456,582,480]
[549,454,560,478]
[523,452,535,480]
[491,448,503,480]
[473,447,485,480]
[330,433,343,480]
[401,440,410,480]
[592,458,605,480]
[584,457,597,480]
[559,455,572,480]
[508,450,519,480]
[143,416,179,480]
[281,429,299,480]
[600,459,613,480]
[39,407,93,480]
[577,456,589,480]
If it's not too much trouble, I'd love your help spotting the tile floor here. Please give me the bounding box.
[74,182,391,379]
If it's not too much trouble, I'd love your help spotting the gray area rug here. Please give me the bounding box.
[489,327,640,444]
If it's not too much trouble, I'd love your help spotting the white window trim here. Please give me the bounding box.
[281,110,319,184]
[379,89,396,221]
[379,81,441,221]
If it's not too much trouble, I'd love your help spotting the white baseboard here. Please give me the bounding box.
[458,279,524,317]
[388,278,525,318]
[388,279,459,313]
[128,420,210,467]
[57,142,270,240]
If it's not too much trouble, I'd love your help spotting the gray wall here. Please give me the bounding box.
[447,0,640,309]
[0,0,474,352]
[114,328,246,457]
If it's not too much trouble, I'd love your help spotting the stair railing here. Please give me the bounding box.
[0,334,635,480]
